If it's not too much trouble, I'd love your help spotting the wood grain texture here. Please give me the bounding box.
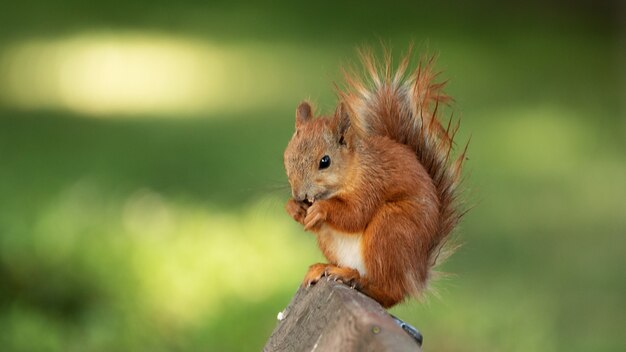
[264,280,421,352]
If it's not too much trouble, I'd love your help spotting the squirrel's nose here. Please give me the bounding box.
[293,191,307,202]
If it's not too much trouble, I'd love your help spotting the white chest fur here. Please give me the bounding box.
[323,227,367,276]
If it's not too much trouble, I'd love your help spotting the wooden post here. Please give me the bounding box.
[264,279,422,351]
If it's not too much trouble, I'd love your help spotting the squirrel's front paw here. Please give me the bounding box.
[304,202,327,231]
[285,198,309,225]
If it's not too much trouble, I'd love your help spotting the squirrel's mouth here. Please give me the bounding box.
[306,191,331,204]
[303,199,313,206]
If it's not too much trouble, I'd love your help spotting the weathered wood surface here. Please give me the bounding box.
[264,279,421,352]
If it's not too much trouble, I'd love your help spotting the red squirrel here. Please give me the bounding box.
[283,48,467,308]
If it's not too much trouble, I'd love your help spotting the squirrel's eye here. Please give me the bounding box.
[319,155,331,170]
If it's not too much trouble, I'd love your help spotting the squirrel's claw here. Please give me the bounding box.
[304,277,319,288]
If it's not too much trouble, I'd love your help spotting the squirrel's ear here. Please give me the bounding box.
[295,102,312,128]
[335,102,351,137]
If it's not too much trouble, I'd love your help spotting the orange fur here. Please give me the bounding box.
[284,48,467,308]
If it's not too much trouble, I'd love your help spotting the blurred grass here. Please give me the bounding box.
[0,1,625,351]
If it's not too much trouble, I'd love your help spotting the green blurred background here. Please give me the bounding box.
[0,1,624,351]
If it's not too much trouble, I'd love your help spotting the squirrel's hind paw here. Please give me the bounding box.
[301,263,330,288]
[301,264,362,290]
[325,266,362,290]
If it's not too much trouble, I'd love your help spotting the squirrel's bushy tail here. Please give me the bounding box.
[340,47,467,270]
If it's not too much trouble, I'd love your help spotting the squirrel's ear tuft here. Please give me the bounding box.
[296,102,313,128]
